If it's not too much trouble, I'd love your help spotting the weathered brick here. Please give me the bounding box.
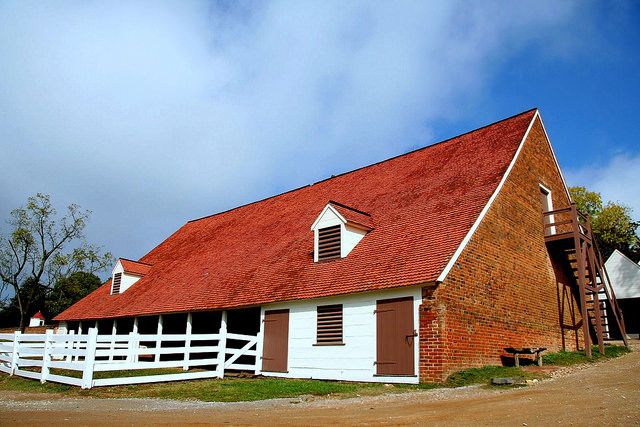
[419,117,584,382]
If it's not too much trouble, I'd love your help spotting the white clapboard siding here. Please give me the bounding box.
[261,286,422,384]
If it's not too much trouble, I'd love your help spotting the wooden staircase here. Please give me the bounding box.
[543,204,628,357]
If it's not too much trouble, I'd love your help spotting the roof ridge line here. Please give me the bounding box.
[328,200,372,217]
[119,257,153,266]
[187,108,538,225]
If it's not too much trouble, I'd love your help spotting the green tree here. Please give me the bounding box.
[569,186,640,261]
[45,272,101,319]
[0,194,113,330]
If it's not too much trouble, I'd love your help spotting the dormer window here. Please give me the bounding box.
[318,225,341,261]
[111,272,122,294]
[110,258,152,295]
[311,201,373,263]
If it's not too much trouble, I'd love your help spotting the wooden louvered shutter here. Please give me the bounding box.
[317,225,341,260]
[316,304,343,345]
[112,273,122,295]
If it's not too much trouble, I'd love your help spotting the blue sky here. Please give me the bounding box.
[0,1,639,279]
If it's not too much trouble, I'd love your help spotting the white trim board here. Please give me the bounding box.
[535,111,572,202]
[436,110,541,283]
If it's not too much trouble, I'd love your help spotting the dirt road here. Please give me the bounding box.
[1,346,639,426]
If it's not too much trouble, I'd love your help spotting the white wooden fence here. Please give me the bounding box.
[0,328,259,389]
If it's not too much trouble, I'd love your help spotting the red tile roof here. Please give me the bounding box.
[32,311,45,320]
[55,109,537,321]
[119,258,152,276]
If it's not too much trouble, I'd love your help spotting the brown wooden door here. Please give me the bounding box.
[376,297,415,376]
[262,309,289,373]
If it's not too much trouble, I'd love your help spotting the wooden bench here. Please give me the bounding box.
[504,347,547,367]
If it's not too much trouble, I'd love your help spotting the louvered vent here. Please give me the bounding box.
[317,225,341,261]
[316,304,343,345]
[112,272,122,295]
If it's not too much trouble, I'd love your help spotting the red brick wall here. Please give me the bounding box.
[419,116,584,382]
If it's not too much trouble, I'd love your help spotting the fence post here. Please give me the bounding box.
[66,330,75,363]
[10,331,21,375]
[216,311,227,378]
[41,329,54,383]
[183,313,192,371]
[82,328,98,389]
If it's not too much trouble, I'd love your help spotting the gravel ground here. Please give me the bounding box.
[1,342,638,426]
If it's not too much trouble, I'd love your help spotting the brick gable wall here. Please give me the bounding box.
[419,117,583,382]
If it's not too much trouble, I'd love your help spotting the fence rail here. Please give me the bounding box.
[0,328,259,389]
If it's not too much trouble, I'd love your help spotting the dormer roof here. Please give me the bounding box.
[328,201,374,230]
[119,258,152,276]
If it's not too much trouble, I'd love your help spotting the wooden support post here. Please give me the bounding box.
[155,315,163,363]
[66,330,75,363]
[127,332,136,363]
[10,331,21,375]
[217,311,228,378]
[82,328,98,389]
[132,318,139,363]
[586,246,605,355]
[109,319,118,361]
[75,322,83,362]
[41,329,54,383]
[183,313,192,371]
[256,308,265,374]
[571,205,591,358]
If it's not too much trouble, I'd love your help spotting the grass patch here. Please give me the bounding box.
[544,344,630,366]
[445,366,542,388]
[446,344,631,387]
[0,372,440,402]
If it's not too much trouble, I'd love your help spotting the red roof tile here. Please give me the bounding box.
[55,110,537,321]
[32,311,45,320]
[119,258,152,276]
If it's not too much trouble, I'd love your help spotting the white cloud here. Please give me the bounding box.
[0,1,592,261]
[566,153,640,217]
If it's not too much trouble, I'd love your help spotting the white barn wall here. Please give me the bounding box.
[259,286,422,384]
[605,250,640,300]
[342,225,367,258]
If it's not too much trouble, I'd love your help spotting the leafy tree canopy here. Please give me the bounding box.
[569,186,640,261]
[0,193,112,329]
[45,272,102,319]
